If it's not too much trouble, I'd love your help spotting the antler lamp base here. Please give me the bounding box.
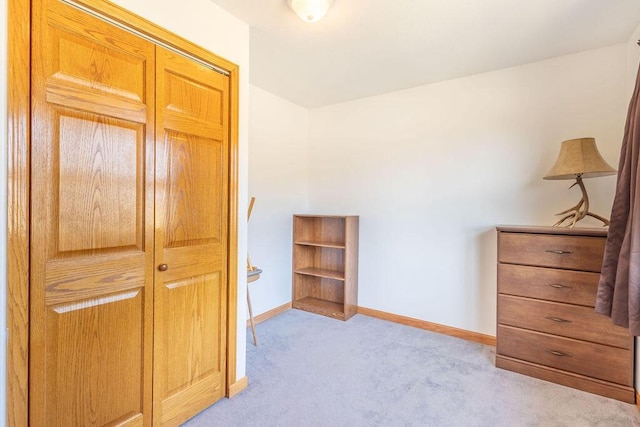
[552,176,610,228]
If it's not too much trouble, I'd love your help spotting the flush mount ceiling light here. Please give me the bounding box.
[288,0,332,23]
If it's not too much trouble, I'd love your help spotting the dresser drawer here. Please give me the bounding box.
[497,325,632,386]
[498,232,606,272]
[498,295,631,349]
[498,264,599,306]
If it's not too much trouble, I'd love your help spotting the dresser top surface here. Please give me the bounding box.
[294,214,359,219]
[497,225,608,237]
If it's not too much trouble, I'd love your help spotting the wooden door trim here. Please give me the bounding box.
[227,65,240,396]
[7,0,240,422]
[7,0,31,424]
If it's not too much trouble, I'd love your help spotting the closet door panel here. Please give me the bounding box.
[56,112,143,252]
[164,133,224,247]
[31,1,155,425]
[154,47,229,426]
[44,290,144,426]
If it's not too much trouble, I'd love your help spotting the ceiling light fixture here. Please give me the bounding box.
[288,0,331,23]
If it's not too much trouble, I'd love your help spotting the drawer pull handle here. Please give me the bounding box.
[545,349,571,357]
[548,283,572,289]
[545,249,573,255]
[545,316,572,323]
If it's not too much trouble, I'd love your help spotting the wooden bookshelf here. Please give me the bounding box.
[292,215,359,320]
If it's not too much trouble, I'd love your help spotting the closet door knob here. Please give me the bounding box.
[158,264,168,272]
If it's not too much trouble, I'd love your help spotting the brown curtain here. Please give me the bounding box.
[595,59,640,334]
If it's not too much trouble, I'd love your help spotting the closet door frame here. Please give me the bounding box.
[6,0,240,425]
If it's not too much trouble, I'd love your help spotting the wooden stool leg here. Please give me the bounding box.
[247,285,258,346]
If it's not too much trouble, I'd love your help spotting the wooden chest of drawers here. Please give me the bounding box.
[496,226,635,403]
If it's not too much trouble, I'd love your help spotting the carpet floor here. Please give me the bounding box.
[185,309,640,426]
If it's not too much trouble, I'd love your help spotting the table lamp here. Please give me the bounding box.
[544,137,616,228]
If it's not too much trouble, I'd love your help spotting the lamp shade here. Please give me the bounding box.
[544,137,616,180]
[288,0,330,22]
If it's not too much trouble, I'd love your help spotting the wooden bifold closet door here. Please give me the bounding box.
[153,46,229,425]
[30,0,230,425]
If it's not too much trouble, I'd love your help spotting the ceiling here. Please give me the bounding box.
[209,0,640,108]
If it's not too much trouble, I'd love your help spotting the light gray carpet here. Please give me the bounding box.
[185,309,640,426]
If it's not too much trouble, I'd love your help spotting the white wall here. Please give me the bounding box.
[247,86,309,316]
[110,0,250,381]
[307,45,628,336]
